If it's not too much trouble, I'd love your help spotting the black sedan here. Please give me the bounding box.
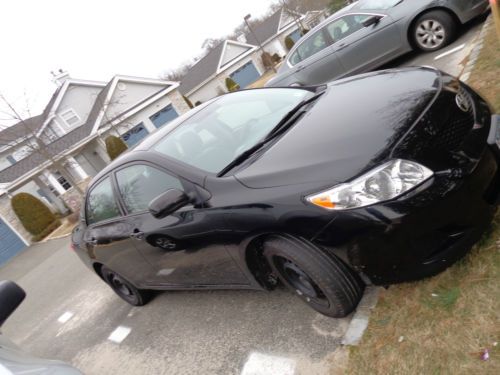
[72,67,500,318]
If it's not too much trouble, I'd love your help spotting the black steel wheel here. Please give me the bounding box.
[101,266,152,306]
[263,235,364,318]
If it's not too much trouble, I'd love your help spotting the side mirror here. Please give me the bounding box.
[148,189,190,219]
[362,15,381,28]
[0,281,26,327]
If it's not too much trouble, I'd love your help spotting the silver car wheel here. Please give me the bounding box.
[415,19,446,49]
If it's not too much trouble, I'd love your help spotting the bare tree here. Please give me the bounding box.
[0,93,84,196]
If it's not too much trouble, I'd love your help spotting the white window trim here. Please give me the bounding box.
[59,108,81,127]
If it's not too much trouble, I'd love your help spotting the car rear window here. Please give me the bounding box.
[358,0,402,10]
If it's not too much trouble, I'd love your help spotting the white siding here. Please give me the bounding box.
[220,43,252,67]
[104,81,166,121]
[56,84,103,130]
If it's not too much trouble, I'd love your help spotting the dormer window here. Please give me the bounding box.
[60,108,80,127]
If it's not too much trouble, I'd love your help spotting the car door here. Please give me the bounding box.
[325,13,401,76]
[113,162,249,287]
[83,176,154,287]
[290,28,345,85]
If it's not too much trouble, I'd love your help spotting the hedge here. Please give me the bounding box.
[105,135,128,160]
[11,193,58,236]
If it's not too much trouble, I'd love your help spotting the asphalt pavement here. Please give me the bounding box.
[0,16,486,375]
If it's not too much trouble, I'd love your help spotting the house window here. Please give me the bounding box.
[59,108,80,127]
[121,123,150,147]
[54,172,72,190]
[149,104,179,129]
[6,155,16,165]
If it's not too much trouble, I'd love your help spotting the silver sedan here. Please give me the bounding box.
[266,0,489,87]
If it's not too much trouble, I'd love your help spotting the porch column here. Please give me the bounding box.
[44,171,66,195]
[66,156,88,180]
[32,175,68,214]
[142,119,156,133]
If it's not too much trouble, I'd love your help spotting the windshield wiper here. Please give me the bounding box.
[217,90,325,177]
[263,91,325,141]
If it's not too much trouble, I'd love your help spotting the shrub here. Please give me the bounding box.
[261,52,274,69]
[11,193,58,236]
[105,135,128,160]
[183,95,194,109]
[225,77,240,92]
[272,53,281,63]
[285,36,295,51]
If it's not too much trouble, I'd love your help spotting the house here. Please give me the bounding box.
[0,71,190,264]
[179,7,308,104]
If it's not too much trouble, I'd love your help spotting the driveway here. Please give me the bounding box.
[1,238,350,375]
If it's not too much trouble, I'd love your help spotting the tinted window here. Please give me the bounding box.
[295,29,329,62]
[153,88,312,173]
[86,177,120,225]
[116,164,183,214]
[326,15,372,43]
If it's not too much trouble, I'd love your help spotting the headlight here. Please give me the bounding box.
[306,159,433,210]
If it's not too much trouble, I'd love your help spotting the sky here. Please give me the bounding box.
[0,0,274,120]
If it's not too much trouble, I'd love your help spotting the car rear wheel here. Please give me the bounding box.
[412,11,456,52]
[101,266,152,306]
[263,236,364,318]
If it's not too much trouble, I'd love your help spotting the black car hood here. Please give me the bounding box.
[235,68,442,189]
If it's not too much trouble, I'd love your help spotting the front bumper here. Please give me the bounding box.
[313,116,500,285]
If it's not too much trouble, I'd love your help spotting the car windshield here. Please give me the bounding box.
[358,0,402,10]
[152,88,313,173]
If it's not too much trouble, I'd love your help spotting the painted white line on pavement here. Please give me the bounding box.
[108,326,131,343]
[241,352,296,375]
[434,44,466,60]
[57,311,74,323]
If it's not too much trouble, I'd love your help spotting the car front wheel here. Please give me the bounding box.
[263,236,364,318]
[412,10,456,52]
[101,266,152,306]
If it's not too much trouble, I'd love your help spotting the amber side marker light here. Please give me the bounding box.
[310,196,336,209]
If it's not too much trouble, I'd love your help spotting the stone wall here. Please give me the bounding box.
[60,177,92,213]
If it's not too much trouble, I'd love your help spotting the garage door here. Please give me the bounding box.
[0,218,27,266]
[230,61,261,89]
[121,123,150,147]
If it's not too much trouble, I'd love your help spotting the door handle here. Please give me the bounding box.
[87,238,98,246]
[337,43,348,51]
[296,65,306,72]
[130,230,145,240]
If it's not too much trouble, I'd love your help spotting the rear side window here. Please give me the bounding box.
[326,14,372,43]
[86,177,121,225]
[292,29,329,64]
[116,164,183,214]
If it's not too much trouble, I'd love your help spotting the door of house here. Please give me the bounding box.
[0,218,27,266]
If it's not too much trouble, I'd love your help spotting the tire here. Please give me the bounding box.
[412,10,456,52]
[101,266,152,306]
[263,236,364,318]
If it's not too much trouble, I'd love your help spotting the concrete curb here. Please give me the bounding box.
[42,232,72,242]
[341,286,382,346]
[461,15,492,82]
